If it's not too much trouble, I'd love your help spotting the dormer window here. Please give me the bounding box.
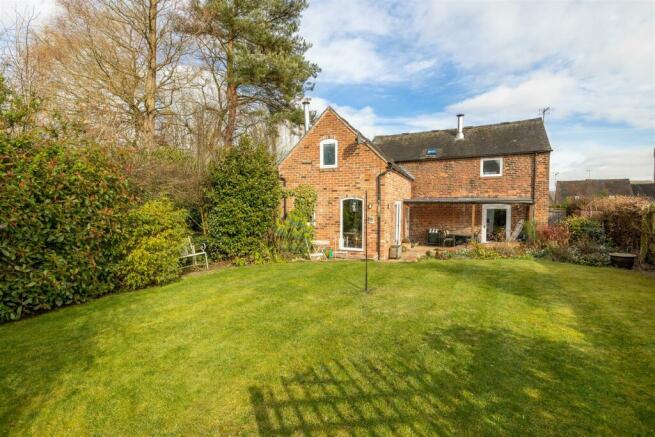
[320,139,337,168]
[480,157,503,177]
[426,147,437,157]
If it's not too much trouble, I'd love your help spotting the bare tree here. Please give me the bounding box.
[39,0,188,147]
[0,9,48,134]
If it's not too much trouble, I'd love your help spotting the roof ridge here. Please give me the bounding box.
[373,117,544,141]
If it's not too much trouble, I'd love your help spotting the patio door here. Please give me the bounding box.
[394,201,402,245]
[340,198,363,250]
[481,204,511,243]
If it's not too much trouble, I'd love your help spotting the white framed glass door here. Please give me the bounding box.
[481,204,512,243]
[394,201,402,245]
[340,198,364,250]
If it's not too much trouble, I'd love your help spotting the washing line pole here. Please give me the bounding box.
[365,190,369,292]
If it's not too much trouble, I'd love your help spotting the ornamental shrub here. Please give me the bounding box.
[118,198,189,290]
[205,136,281,261]
[562,216,604,244]
[276,185,317,259]
[0,136,133,321]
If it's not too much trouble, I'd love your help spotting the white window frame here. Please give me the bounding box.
[480,157,503,177]
[339,197,364,251]
[481,204,512,243]
[320,139,338,169]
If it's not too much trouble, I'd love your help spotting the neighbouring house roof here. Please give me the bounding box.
[555,179,634,204]
[404,197,534,204]
[372,118,552,162]
[632,183,655,199]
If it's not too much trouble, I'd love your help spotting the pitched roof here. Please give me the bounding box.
[631,183,655,200]
[372,118,552,162]
[555,179,634,203]
[280,106,415,180]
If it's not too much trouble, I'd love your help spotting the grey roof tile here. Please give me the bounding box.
[372,118,552,162]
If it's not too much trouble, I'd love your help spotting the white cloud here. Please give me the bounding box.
[411,0,655,128]
[306,38,398,83]
[303,0,655,129]
[552,143,654,185]
[301,0,431,84]
[0,0,58,28]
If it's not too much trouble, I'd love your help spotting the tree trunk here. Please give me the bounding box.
[224,37,237,148]
[144,0,158,148]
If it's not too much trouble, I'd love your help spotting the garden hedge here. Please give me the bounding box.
[0,136,134,321]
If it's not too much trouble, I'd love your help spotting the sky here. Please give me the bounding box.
[2,0,654,187]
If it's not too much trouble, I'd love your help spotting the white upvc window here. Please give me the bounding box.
[320,139,338,169]
[480,157,503,177]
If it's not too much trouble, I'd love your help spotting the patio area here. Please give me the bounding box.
[405,198,532,245]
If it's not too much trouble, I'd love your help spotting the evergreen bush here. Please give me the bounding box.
[0,136,133,321]
[205,136,281,262]
[119,198,189,290]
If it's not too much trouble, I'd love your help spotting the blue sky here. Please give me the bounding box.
[299,0,655,187]
[3,0,654,187]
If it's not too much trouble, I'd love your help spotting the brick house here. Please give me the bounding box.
[279,106,552,260]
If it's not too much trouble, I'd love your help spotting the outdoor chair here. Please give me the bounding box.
[307,239,329,261]
[180,237,209,270]
[443,231,456,247]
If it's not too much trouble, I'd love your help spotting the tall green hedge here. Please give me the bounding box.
[0,136,133,321]
[205,136,281,261]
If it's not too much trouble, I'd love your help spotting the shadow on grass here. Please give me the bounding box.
[249,326,652,436]
[0,315,100,431]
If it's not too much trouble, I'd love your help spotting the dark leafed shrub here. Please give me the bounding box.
[118,198,189,290]
[0,136,133,321]
[205,136,281,262]
[536,224,570,247]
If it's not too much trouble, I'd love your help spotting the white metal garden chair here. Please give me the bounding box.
[307,239,329,261]
[180,237,209,270]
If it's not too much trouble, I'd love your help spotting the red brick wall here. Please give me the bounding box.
[533,153,550,225]
[408,203,530,243]
[279,109,410,259]
[280,109,550,256]
[402,152,550,225]
[380,170,412,257]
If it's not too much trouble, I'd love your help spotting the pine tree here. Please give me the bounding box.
[183,0,319,147]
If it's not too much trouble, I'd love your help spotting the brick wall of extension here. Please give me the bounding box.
[279,109,411,260]
[402,152,550,242]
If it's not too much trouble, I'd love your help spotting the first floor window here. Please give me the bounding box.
[341,198,363,249]
[481,157,503,177]
[320,139,337,168]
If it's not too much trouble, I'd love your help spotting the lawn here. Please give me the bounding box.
[1,259,654,435]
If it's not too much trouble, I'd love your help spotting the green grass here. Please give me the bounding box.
[1,259,654,435]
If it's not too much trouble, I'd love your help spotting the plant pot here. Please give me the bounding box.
[609,253,636,269]
[389,245,401,260]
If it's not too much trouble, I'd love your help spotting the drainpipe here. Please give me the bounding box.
[280,176,287,218]
[376,163,393,260]
[531,153,537,221]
